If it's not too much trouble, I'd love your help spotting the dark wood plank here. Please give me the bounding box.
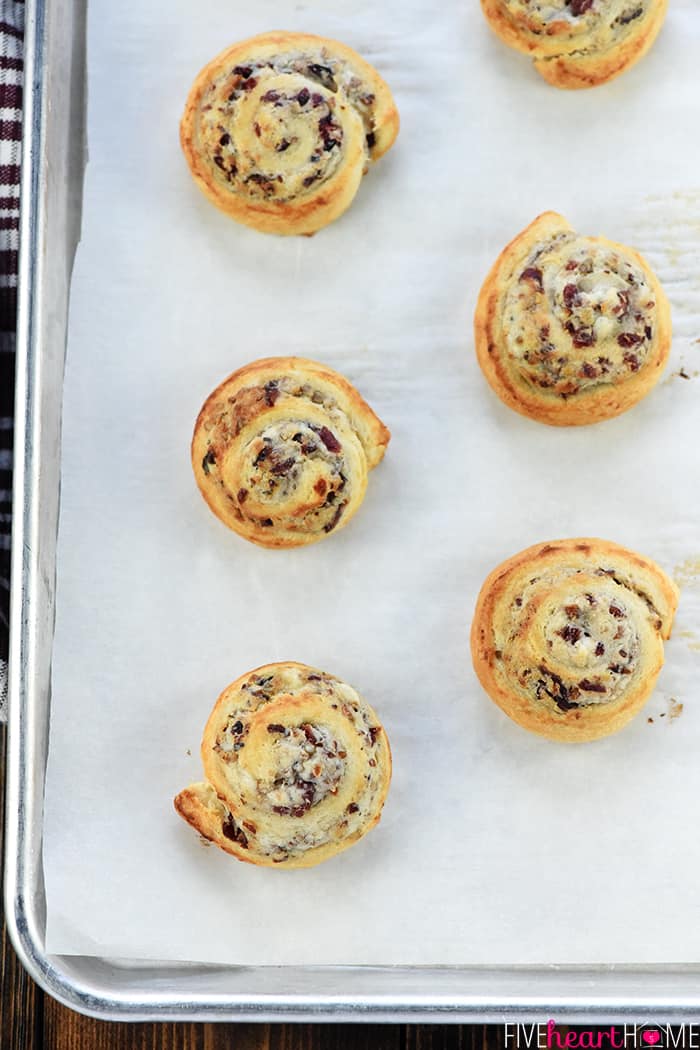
[40,1016,408,1049]
[406,1025,504,1050]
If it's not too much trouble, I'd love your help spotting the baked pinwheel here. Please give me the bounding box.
[471,538,679,742]
[192,357,390,548]
[474,212,671,426]
[180,31,399,235]
[174,662,392,868]
[481,0,668,89]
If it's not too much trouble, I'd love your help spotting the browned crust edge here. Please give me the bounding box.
[473,211,672,427]
[470,538,679,743]
[191,356,390,549]
[480,0,668,89]
[174,661,393,869]
[180,31,400,235]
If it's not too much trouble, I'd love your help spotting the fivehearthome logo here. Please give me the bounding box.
[504,1023,700,1049]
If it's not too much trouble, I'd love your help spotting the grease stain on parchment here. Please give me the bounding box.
[677,629,700,653]
[667,697,684,722]
[673,556,700,589]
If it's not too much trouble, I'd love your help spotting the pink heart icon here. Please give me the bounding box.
[643,1033,661,1046]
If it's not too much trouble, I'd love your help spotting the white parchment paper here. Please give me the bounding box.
[44,0,700,965]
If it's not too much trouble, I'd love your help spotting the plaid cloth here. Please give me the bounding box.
[0,0,24,703]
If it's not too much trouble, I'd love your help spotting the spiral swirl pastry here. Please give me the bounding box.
[474,212,671,426]
[192,357,390,549]
[174,662,392,868]
[180,31,399,235]
[481,0,668,88]
[471,538,678,742]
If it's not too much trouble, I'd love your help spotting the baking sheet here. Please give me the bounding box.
[44,0,700,966]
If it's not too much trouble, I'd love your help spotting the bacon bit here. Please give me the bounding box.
[264,381,279,407]
[346,802,360,814]
[608,664,632,676]
[520,267,543,291]
[564,604,581,618]
[563,283,579,309]
[222,815,249,848]
[202,449,216,474]
[323,502,346,533]
[614,290,629,316]
[595,642,605,656]
[559,624,582,644]
[270,457,295,476]
[624,353,640,372]
[237,488,248,503]
[318,426,342,453]
[618,332,642,349]
[569,0,593,14]
[580,362,598,378]
[314,478,327,496]
[578,679,606,693]
[567,325,596,348]
[609,603,624,618]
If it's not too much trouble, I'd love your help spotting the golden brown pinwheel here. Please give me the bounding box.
[471,538,679,742]
[474,212,671,426]
[180,31,399,235]
[481,0,668,88]
[174,662,392,868]
[191,357,390,548]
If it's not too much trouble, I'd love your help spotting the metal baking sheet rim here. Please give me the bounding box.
[5,0,700,1023]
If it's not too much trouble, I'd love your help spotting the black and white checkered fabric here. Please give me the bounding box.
[0,0,24,705]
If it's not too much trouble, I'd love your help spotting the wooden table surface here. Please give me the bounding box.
[0,725,506,1050]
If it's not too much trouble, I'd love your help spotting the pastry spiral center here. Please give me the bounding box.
[504,236,656,395]
[263,723,346,816]
[228,417,348,535]
[197,50,375,204]
[518,585,640,710]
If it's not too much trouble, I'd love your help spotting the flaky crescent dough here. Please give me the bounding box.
[471,538,679,743]
[474,212,671,426]
[192,356,390,549]
[481,0,668,89]
[180,31,399,235]
[174,662,392,868]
